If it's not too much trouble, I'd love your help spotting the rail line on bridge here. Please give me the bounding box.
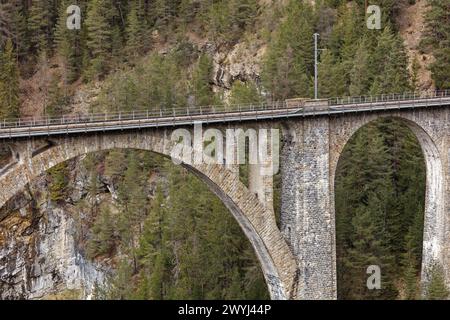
[0,91,449,139]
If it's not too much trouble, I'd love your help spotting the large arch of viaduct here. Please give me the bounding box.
[1,106,450,300]
[0,124,298,300]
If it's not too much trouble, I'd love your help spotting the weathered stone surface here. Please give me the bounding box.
[0,169,107,300]
[280,119,335,300]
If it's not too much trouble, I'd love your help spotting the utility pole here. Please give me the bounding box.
[314,33,319,100]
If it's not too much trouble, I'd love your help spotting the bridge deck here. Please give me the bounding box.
[1,93,450,139]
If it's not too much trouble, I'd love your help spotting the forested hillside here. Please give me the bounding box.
[0,0,449,300]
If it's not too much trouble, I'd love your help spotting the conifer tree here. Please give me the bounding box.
[125,1,146,56]
[191,54,217,106]
[228,0,259,34]
[422,0,450,89]
[426,264,449,300]
[108,259,135,299]
[28,0,55,55]
[402,227,420,300]
[0,1,29,59]
[0,39,20,119]
[85,0,115,78]
[104,150,127,184]
[317,50,346,98]
[262,1,314,100]
[228,80,262,106]
[48,162,69,202]
[411,56,421,91]
[54,0,85,83]
[349,38,371,96]
[87,207,116,258]
[371,28,411,94]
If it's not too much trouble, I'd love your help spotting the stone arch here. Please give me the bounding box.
[0,130,298,300]
[331,114,445,290]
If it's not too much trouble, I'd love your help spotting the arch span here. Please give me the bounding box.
[0,129,298,300]
[331,115,445,291]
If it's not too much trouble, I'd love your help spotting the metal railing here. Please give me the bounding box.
[0,101,287,130]
[328,90,450,106]
[0,90,449,132]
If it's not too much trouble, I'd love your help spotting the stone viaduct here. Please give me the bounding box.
[1,95,450,300]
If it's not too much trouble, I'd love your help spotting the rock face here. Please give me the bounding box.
[0,161,107,300]
[212,40,266,91]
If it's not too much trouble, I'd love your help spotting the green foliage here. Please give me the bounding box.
[97,53,188,112]
[54,0,85,83]
[349,38,371,96]
[0,1,29,60]
[262,0,314,100]
[28,0,57,55]
[107,259,136,299]
[85,0,118,79]
[125,1,147,57]
[48,162,70,202]
[336,119,426,299]
[204,0,258,43]
[3,0,445,301]
[191,54,218,106]
[317,50,346,98]
[422,0,450,89]
[87,207,116,258]
[370,28,411,94]
[228,80,262,106]
[46,72,70,116]
[426,264,449,300]
[95,158,269,300]
[0,39,20,119]
[411,56,421,91]
[104,150,127,183]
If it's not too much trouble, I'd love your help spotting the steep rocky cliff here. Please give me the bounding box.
[0,159,108,299]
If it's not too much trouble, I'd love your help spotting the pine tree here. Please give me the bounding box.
[228,80,262,106]
[0,38,20,119]
[137,184,171,299]
[402,227,420,300]
[125,1,146,56]
[422,0,450,89]
[349,38,372,96]
[411,56,421,91]
[0,1,29,59]
[191,54,217,106]
[426,264,449,300]
[228,0,259,35]
[85,0,115,78]
[317,50,346,98]
[370,28,411,94]
[262,1,315,100]
[47,72,70,116]
[104,150,127,184]
[119,152,147,230]
[54,0,84,83]
[108,259,135,299]
[48,162,69,202]
[154,0,178,26]
[87,207,116,258]
[28,0,56,55]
